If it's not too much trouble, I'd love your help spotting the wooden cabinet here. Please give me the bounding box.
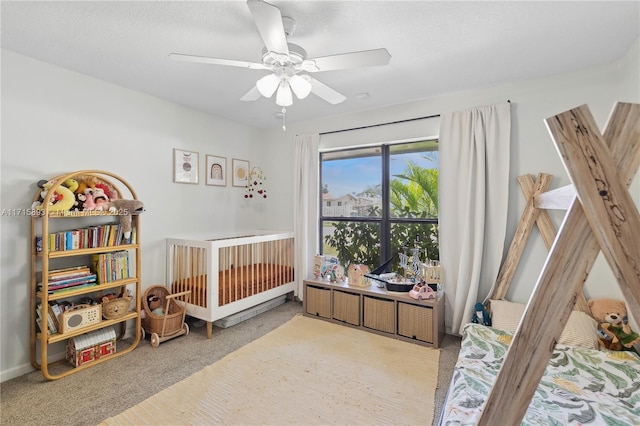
[303,279,445,348]
[30,170,142,380]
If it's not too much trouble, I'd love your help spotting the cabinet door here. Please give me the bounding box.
[363,296,395,333]
[306,286,331,318]
[332,290,360,325]
[397,302,433,343]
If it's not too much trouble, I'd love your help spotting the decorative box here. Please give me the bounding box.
[66,327,116,367]
[347,264,371,287]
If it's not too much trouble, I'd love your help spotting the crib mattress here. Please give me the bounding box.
[441,323,640,425]
[172,264,294,307]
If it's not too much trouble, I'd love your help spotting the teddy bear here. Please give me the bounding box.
[588,298,640,353]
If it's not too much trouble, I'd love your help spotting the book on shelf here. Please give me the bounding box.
[36,303,58,334]
[41,223,136,252]
[45,275,97,291]
[91,251,130,284]
[48,265,90,277]
[37,266,97,293]
[49,282,98,294]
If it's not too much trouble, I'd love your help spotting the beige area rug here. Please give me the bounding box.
[101,315,440,425]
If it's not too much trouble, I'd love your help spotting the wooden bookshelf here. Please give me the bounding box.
[30,170,142,380]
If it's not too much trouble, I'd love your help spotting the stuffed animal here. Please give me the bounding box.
[33,179,76,212]
[589,298,640,353]
[107,199,145,240]
[82,188,96,211]
[147,295,164,316]
[472,302,492,326]
[92,188,110,211]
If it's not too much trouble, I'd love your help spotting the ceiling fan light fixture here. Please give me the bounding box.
[256,73,280,98]
[275,81,293,106]
[289,74,312,99]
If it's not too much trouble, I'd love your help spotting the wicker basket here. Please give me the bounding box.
[141,285,185,337]
[101,296,132,320]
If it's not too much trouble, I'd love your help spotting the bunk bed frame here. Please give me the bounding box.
[477,102,640,424]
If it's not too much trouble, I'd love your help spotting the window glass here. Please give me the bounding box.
[320,140,438,272]
[321,147,382,218]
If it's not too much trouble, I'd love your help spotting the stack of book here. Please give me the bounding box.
[37,266,97,294]
[36,302,64,335]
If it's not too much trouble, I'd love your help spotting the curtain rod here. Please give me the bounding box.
[319,113,440,136]
[319,100,510,136]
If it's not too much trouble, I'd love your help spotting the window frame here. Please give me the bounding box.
[319,141,438,270]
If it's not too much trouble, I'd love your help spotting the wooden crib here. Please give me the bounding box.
[166,231,295,338]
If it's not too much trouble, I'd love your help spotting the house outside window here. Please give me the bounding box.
[320,140,439,273]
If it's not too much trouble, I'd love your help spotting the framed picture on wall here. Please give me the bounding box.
[206,155,227,186]
[173,149,199,184]
[232,158,250,187]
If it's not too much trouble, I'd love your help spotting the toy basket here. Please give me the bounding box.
[141,285,186,337]
[101,295,132,320]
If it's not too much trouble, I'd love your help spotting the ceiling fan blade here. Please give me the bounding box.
[303,48,391,72]
[169,53,267,70]
[307,76,347,105]
[240,86,263,102]
[247,0,289,57]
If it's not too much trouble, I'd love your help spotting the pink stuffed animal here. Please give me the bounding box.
[83,188,96,211]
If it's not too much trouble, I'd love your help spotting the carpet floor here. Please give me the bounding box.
[101,315,440,425]
[0,300,460,425]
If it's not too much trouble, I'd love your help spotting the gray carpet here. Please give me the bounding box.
[0,300,460,425]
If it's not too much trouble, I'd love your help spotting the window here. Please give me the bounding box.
[320,140,439,273]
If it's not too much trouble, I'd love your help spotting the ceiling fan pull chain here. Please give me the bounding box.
[281,107,287,131]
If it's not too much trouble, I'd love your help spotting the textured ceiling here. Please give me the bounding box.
[2,1,639,129]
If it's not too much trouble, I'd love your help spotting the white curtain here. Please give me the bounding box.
[439,102,511,334]
[293,133,320,299]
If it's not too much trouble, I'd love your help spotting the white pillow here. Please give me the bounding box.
[558,310,599,350]
[489,299,598,350]
[489,299,525,332]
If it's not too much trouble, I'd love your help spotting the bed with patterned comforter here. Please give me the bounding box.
[440,323,640,425]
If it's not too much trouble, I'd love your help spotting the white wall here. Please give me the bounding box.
[1,36,638,380]
[260,37,640,321]
[0,50,268,380]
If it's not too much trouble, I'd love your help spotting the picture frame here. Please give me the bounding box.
[206,155,227,186]
[232,158,250,188]
[173,149,199,184]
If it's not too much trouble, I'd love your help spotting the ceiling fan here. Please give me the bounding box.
[169,0,391,108]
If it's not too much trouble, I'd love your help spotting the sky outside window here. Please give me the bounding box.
[323,150,438,198]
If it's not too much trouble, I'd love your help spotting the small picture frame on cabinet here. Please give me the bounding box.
[173,149,199,184]
[206,155,226,186]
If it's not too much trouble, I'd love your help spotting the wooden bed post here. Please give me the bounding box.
[490,173,554,301]
[490,172,590,312]
[478,102,640,425]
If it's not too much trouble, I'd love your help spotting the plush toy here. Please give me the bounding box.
[62,178,79,193]
[34,179,76,212]
[107,199,145,240]
[589,298,640,353]
[82,188,96,211]
[147,295,164,316]
[61,179,83,211]
[472,302,492,326]
[92,188,110,211]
